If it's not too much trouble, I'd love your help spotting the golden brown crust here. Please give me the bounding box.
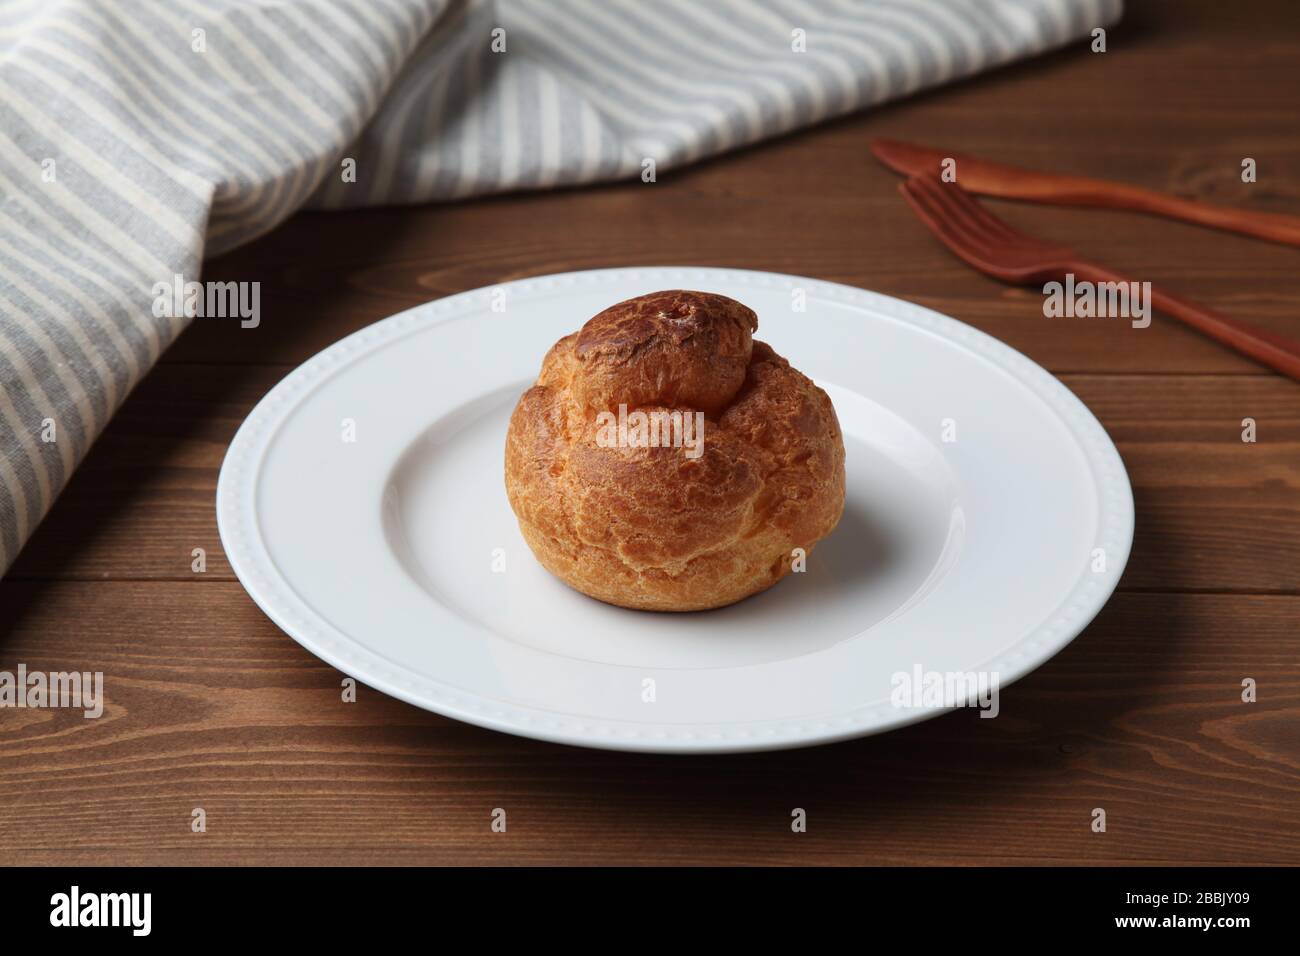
[504,290,846,611]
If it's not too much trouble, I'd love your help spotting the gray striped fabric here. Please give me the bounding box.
[0,0,1121,575]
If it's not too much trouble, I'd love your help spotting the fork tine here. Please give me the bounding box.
[910,173,1028,246]
[899,177,1004,266]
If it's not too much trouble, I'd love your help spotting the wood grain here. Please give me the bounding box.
[1,583,1297,865]
[2,0,1298,865]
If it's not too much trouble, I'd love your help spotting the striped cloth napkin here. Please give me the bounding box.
[0,0,1121,575]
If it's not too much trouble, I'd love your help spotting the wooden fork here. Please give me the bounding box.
[899,174,1300,382]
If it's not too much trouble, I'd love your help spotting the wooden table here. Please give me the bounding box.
[3,0,1297,866]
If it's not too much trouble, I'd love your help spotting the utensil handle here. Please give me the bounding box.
[1071,261,1300,382]
[1062,181,1300,247]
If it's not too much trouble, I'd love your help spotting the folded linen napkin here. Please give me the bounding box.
[0,0,1121,574]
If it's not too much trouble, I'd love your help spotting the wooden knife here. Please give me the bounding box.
[871,138,1300,248]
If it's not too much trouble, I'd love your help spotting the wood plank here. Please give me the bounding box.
[9,368,1298,593]
[1,582,1296,865]
[169,184,1300,376]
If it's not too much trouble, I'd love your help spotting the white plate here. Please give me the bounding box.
[217,267,1133,753]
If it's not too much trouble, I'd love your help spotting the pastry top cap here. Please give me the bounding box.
[569,290,757,415]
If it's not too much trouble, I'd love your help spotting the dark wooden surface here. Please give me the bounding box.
[3,0,1298,865]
